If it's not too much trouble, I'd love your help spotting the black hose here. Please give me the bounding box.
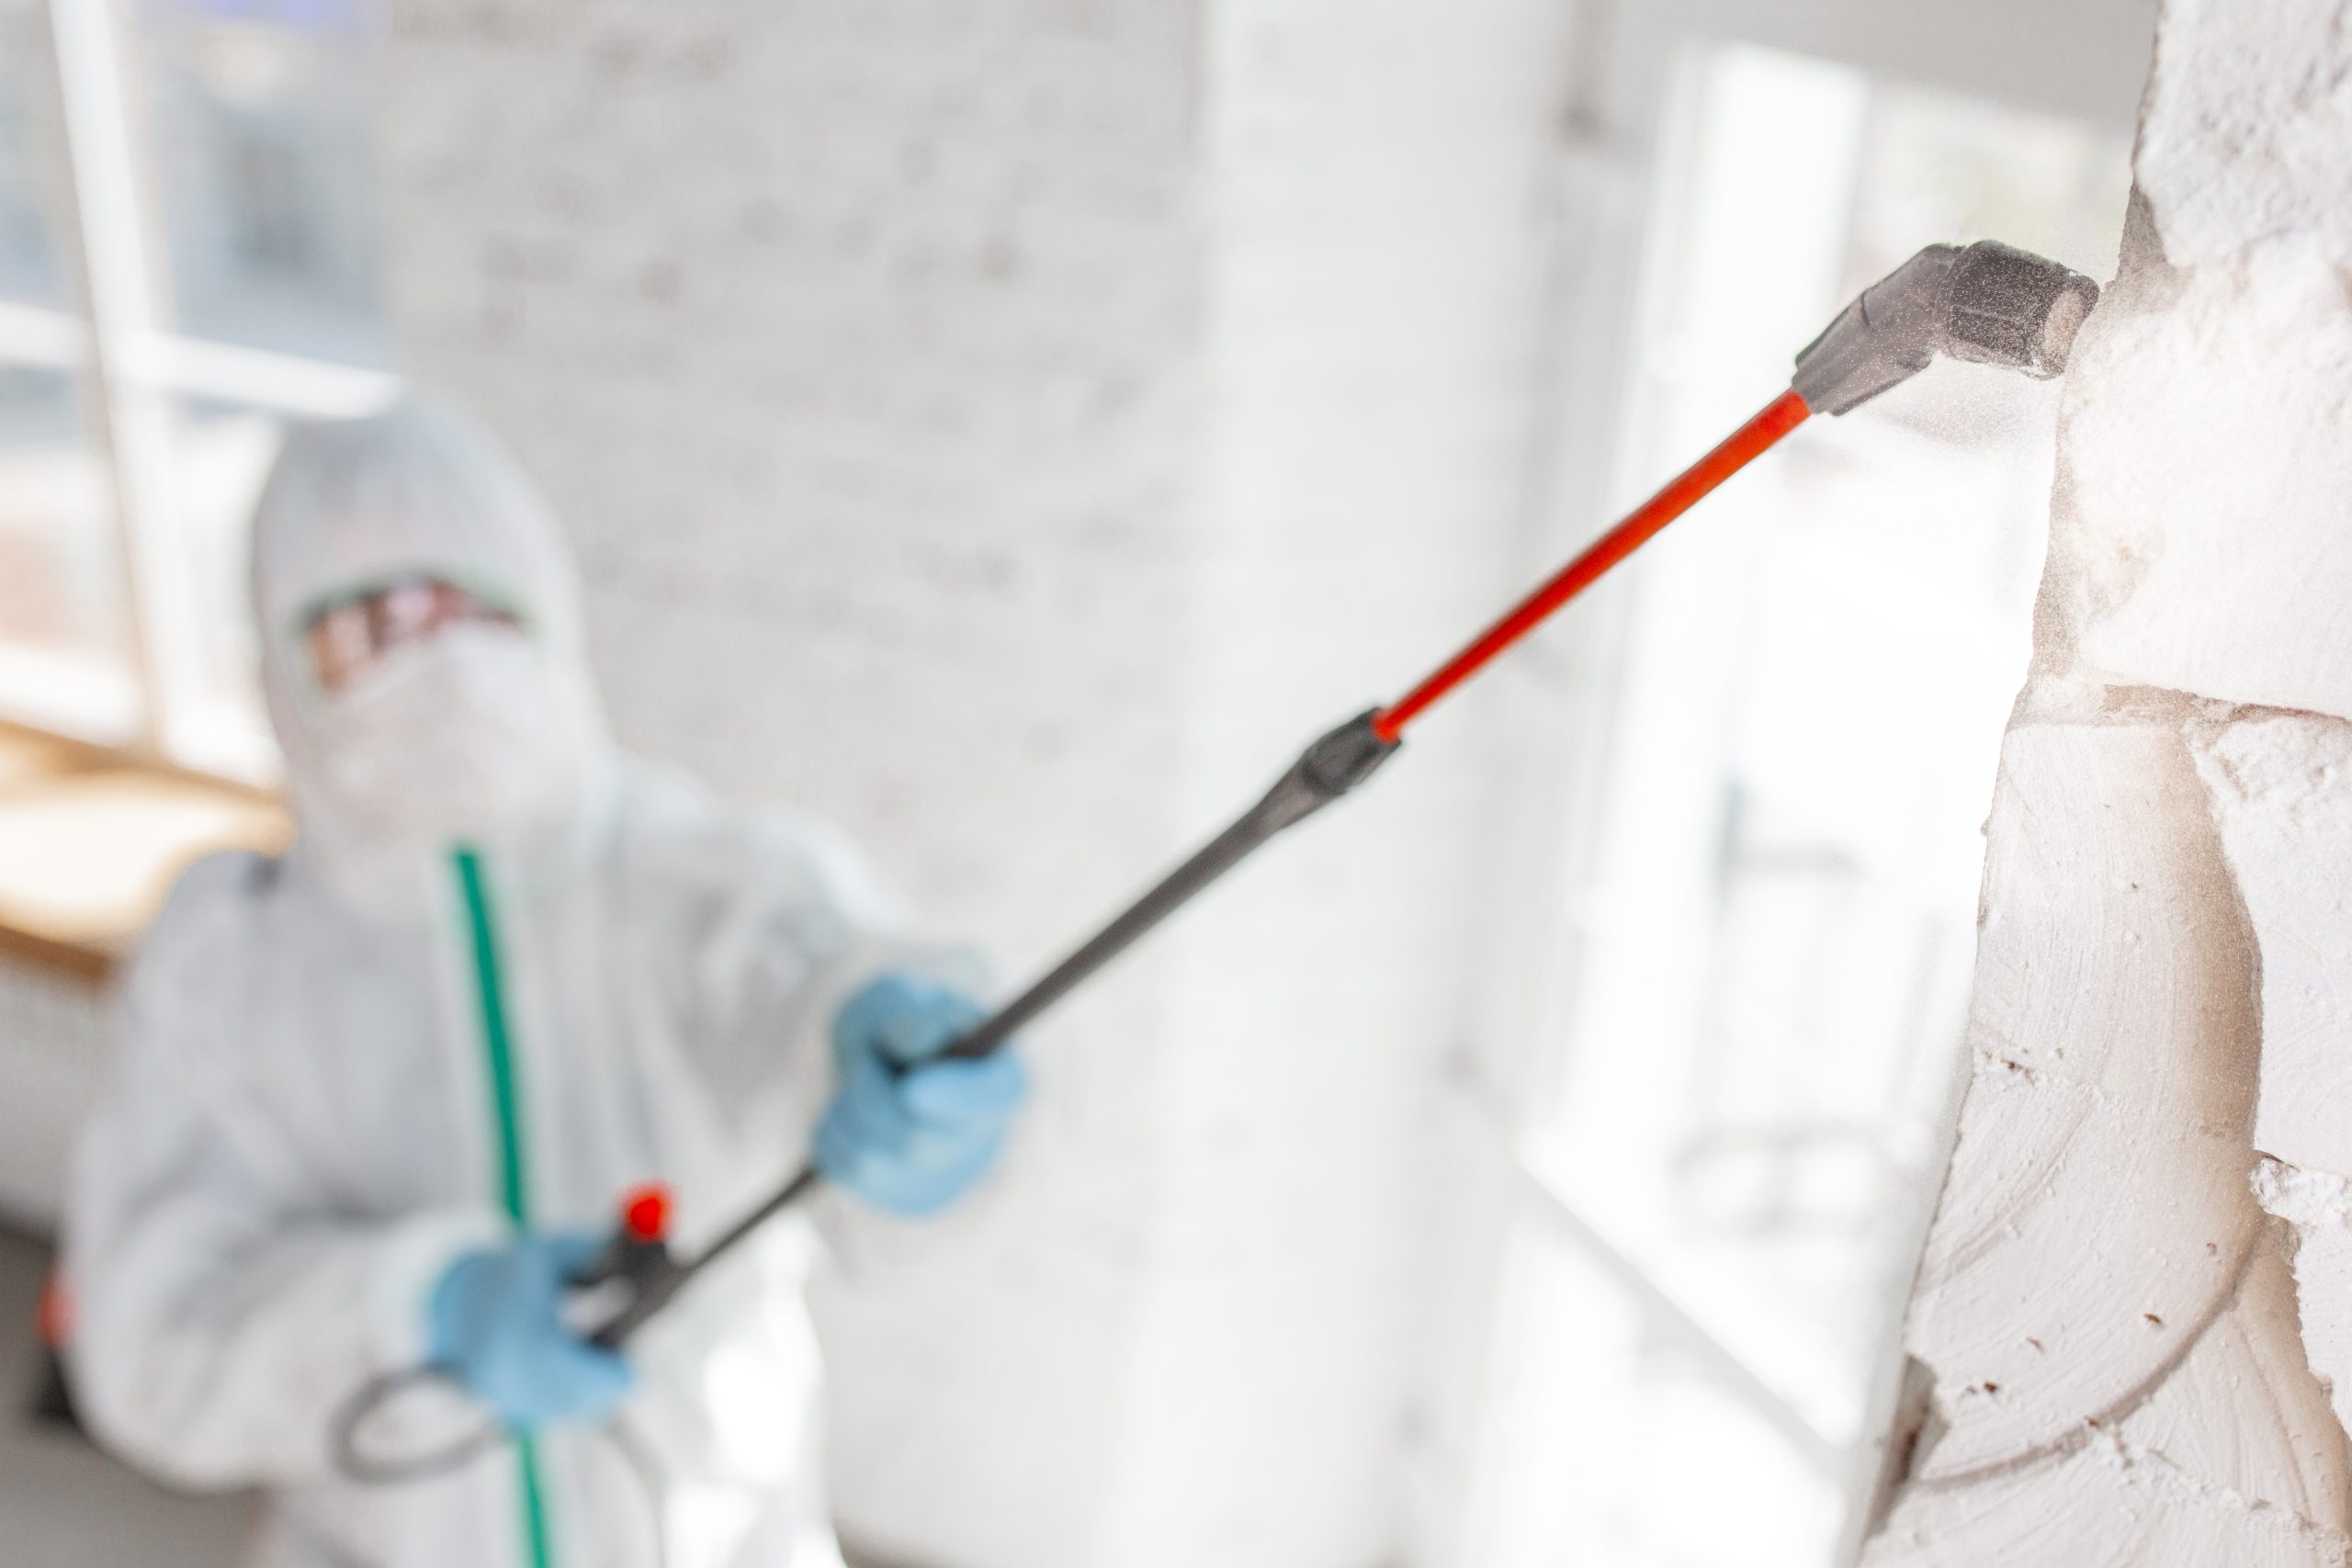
[326,1365,502,1483]
[332,1367,668,1568]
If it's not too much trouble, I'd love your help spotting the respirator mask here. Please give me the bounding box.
[309,621,600,848]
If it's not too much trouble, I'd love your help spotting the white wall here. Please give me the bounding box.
[0,955,106,1228]
[374,3,1567,1564]
[1860,1,2352,1561]
[1106,5,1569,1560]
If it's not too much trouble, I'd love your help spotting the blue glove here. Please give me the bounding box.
[815,972,1027,1216]
[426,1233,634,1429]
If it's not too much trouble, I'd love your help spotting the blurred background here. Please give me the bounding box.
[0,1,2151,1564]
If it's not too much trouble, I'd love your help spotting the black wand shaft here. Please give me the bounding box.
[588,710,1400,1348]
[942,709,1399,1059]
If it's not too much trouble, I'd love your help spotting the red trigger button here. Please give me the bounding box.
[621,1183,673,1243]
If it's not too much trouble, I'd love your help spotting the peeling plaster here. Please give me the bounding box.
[1860,0,2352,1558]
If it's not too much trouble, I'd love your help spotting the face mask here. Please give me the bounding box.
[310,623,601,847]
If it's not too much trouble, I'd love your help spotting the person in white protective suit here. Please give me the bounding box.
[63,399,1027,1568]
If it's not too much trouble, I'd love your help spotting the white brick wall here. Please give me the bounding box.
[375,3,1566,1563]
[1109,6,1568,1562]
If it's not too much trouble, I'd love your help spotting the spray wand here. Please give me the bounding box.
[333,239,2098,1482]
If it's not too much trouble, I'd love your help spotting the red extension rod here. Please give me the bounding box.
[1374,388,1811,741]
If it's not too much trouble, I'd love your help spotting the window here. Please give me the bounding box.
[1449,42,2131,1568]
[0,0,395,784]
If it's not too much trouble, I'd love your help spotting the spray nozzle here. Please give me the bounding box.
[1792,240,2099,416]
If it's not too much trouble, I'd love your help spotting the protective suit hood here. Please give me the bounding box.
[250,400,616,911]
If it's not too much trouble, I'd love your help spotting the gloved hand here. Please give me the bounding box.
[815,972,1027,1216]
[426,1233,634,1429]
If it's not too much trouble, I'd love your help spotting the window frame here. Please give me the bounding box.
[6,0,396,780]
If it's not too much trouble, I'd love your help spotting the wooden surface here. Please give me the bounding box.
[0,726,287,983]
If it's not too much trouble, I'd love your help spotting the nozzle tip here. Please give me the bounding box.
[1793,239,2101,414]
[2036,277,2095,373]
[1942,240,2100,379]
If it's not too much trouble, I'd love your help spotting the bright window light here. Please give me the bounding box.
[1464,40,2131,1568]
[0,0,398,784]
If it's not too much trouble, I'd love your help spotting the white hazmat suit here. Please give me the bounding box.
[67,402,940,1568]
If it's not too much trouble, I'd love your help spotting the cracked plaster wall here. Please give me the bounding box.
[1860,1,2352,1562]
